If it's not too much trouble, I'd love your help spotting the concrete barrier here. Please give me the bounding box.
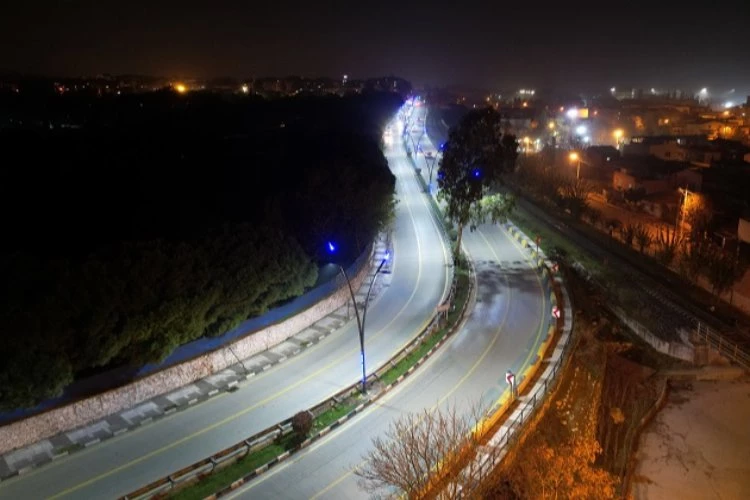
[0,246,373,456]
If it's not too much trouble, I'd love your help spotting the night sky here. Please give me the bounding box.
[2,1,749,94]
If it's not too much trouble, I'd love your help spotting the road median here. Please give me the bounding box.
[120,256,475,500]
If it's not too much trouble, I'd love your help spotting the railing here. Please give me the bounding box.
[120,257,472,500]
[436,223,575,498]
[695,321,750,369]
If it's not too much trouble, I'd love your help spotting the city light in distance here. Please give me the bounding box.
[174,83,187,94]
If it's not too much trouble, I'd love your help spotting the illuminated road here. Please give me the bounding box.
[226,104,548,499]
[226,222,547,499]
[0,110,452,499]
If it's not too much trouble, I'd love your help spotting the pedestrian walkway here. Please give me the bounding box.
[0,238,392,482]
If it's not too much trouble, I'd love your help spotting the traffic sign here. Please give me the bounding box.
[436,302,451,313]
[552,305,561,318]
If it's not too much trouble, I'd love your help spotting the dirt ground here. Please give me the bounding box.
[632,379,750,500]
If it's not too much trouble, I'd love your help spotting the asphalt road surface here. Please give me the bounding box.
[0,113,452,499]
[227,110,548,499]
[227,223,548,499]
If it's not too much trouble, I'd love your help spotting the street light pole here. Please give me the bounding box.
[568,151,582,180]
[328,242,390,394]
[424,152,437,193]
[336,265,365,392]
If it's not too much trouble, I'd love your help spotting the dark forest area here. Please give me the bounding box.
[0,88,401,409]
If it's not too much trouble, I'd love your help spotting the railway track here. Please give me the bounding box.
[515,195,750,357]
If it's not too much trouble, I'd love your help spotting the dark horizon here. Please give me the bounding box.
[2,1,749,96]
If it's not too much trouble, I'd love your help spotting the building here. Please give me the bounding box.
[613,169,670,194]
[649,141,688,162]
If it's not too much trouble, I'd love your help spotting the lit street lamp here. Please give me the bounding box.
[326,242,391,394]
[569,151,582,179]
[423,151,439,193]
[613,128,624,147]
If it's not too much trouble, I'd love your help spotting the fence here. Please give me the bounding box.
[452,268,573,497]
[695,321,750,369]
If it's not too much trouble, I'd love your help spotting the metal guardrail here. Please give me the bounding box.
[431,225,573,498]
[696,321,750,369]
[120,256,468,500]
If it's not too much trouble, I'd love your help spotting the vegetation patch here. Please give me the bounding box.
[1,92,401,411]
[481,266,680,498]
[164,260,472,499]
[169,433,297,500]
[312,399,360,431]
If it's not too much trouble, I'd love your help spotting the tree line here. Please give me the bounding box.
[514,156,748,302]
[0,91,400,410]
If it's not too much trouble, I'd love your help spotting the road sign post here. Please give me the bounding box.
[505,369,516,399]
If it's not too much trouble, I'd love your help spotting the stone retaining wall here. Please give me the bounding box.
[0,253,372,455]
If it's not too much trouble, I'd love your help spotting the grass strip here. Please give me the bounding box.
[170,433,297,500]
[312,400,360,431]
[169,263,472,499]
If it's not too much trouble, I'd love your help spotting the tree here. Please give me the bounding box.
[470,193,516,230]
[606,218,622,237]
[620,223,636,247]
[654,224,682,266]
[438,108,513,258]
[705,247,748,301]
[682,193,713,240]
[586,207,602,228]
[559,177,592,220]
[292,410,313,442]
[504,435,618,499]
[501,134,520,176]
[355,403,494,499]
[678,240,710,283]
[633,223,652,254]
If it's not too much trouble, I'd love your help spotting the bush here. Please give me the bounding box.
[292,411,313,440]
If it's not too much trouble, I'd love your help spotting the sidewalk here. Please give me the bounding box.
[0,238,392,482]
[632,378,750,500]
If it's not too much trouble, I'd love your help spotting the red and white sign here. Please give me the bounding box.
[505,371,515,386]
[552,305,561,319]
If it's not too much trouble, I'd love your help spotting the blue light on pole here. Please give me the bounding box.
[473,168,481,178]
[326,241,391,394]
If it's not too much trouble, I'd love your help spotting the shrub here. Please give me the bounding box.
[292,411,313,440]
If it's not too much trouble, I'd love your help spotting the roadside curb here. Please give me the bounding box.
[0,238,393,483]
[433,220,575,496]
[122,255,476,500]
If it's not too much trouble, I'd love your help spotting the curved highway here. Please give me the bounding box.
[225,224,547,499]
[0,110,452,499]
[224,104,549,499]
